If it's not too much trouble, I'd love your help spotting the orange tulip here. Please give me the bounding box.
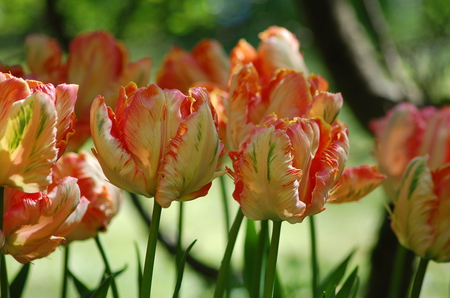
[390,156,450,262]
[370,102,450,200]
[1,177,89,263]
[230,26,309,85]
[0,73,77,192]
[156,39,230,93]
[90,83,226,208]
[24,31,152,151]
[226,63,342,150]
[52,151,123,242]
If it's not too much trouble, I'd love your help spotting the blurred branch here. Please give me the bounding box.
[362,0,428,105]
[296,0,424,130]
[45,0,70,50]
[129,192,220,282]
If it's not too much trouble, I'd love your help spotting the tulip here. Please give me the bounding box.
[370,102,450,200]
[90,83,226,208]
[226,63,342,150]
[52,151,123,242]
[230,26,309,85]
[24,32,152,151]
[0,73,77,192]
[1,177,89,263]
[156,39,230,93]
[390,156,450,262]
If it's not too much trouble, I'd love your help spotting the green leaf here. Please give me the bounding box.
[135,242,143,297]
[172,239,197,298]
[318,250,355,297]
[273,269,284,298]
[243,219,258,292]
[335,267,359,298]
[68,270,93,298]
[10,263,30,298]
[90,275,113,298]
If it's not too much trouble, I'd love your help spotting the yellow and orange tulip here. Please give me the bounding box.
[52,151,123,242]
[226,64,342,150]
[390,156,450,262]
[90,83,226,208]
[0,73,77,192]
[230,26,309,85]
[1,177,88,263]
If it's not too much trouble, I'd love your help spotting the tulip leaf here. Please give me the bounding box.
[335,267,359,298]
[90,275,113,298]
[10,263,30,298]
[317,250,355,297]
[273,269,284,298]
[135,242,143,297]
[172,239,197,298]
[68,269,93,298]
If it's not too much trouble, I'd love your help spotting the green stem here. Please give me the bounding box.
[309,216,319,298]
[410,257,429,298]
[214,208,244,298]
[251,220,268,298]
[219,175,231,233]
[174,202,183,298]
[0,186,9,298]
[61,245,70,298]
[263,220,282,298]
[140,201,163,298]
[95,235,119,298]
[388,244,408,298]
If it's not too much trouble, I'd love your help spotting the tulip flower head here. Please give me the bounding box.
[1,178,88,263]
[226,63,341,150]
[370,102,450,200]
[156,39,230,93]
[52,151,123,242]
[390,156,450,262]
[0,72,77,192]
[91,83,226,208]
[24,32,152,151]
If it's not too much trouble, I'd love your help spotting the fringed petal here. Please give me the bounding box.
[329,165,386,203]
[0,91,58,192]
[90,96,148,196]
[230,126,304,223]
[156,94,225,207]
[307,92,343,125]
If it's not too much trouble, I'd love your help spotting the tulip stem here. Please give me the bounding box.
[61,245,70,298]
[219,175,231,233]
[263,220,282,298]
[0,187,9,298]
[140,201,162,298]
[388,243,408,298]
[410,257,429,298]
[214,208,244,298]
[174,201,183,298]
[95,235,119,298]
[309,216,319,298]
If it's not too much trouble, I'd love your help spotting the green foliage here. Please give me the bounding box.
[9,263,30,298]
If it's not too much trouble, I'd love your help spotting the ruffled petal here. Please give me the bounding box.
[230,126,304,223]
[156,90,225,207]
[0,91,58,192]
[90,95,148,196]
[329,165,386,203]
[307,92,343,125]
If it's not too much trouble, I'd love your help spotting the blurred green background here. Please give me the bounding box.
[1,0,450,297]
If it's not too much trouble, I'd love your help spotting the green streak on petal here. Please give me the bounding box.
[406,159,426,201]
[266,137,277,183]
[37,104,48,138]
[9,103,33,151]
[250,143,258,174]
[209,138,219,166]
